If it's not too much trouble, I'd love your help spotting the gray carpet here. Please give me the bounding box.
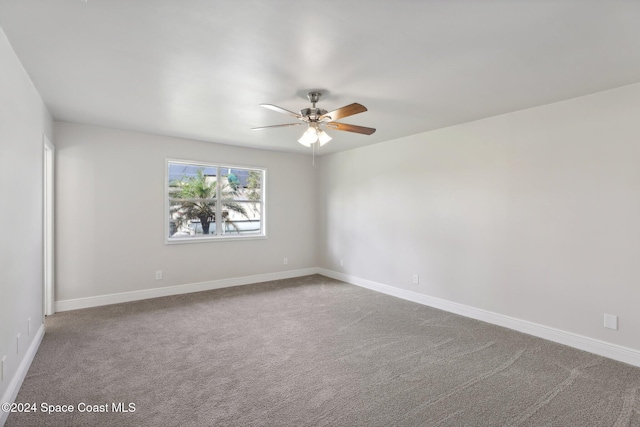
[6,275,640,426]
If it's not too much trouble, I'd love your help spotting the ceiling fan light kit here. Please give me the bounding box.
[252,91,375,150]
[297,126,316,147]
[298,123,332,147]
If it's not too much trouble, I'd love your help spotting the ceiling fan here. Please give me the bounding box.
[252,92,376,147]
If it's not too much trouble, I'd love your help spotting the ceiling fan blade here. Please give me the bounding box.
[320,103,367,122]
[324,122,376,135]
[252,123,303,130]
[260,104,303,120]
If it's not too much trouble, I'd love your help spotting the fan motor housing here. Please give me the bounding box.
[300,108,328,122]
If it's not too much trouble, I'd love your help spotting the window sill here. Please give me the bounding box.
[165,234,267,245]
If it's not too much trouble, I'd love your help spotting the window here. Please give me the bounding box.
[166,160,265,243]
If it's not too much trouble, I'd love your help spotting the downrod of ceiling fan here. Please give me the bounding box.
[307,91,322,108]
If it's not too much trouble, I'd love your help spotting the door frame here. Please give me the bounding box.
[43,134,55,316]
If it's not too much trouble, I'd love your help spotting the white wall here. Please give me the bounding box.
[54,122,317,303]
[318,83,640,352]
[0,28,52,404]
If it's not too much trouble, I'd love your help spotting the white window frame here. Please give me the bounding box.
[165,159,267,244]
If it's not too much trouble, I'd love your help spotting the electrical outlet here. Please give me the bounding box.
[28,317,31,336]
[412,274,419,284]
[1,356,5,381]
[283,257,288,265]
[604,314,618,330]
[16,333,20,354]
[155,270,163,280]
[340,259,344,267]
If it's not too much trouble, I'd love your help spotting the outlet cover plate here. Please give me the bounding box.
[604,314,618,330]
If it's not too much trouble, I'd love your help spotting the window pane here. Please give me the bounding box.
[169,163,217,184]
[220,167,262,202]
[169,200,217,238]
[222,202,262,235]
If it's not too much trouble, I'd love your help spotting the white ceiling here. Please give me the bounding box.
[2,0,640,155]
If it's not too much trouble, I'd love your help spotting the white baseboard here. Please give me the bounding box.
[318,268,640,368]
[56,268,320,312]
[0,324,45,427]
